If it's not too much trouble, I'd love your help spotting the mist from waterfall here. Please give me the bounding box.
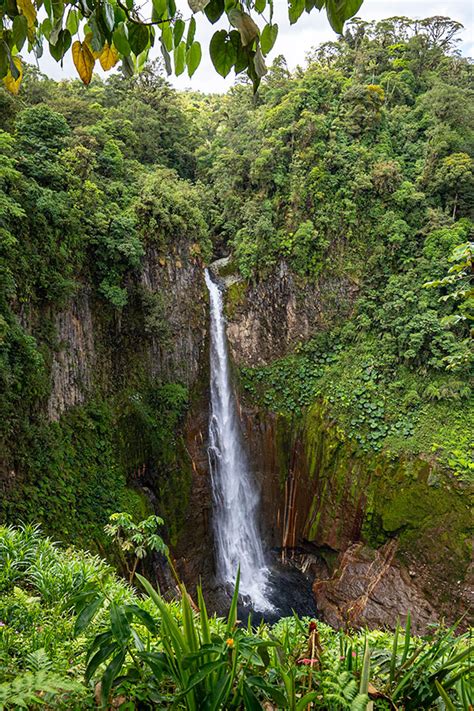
[205,269,273,612]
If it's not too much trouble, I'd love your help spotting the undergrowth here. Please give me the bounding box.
[0,526,472,710]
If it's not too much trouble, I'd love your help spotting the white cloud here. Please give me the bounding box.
[35,0,473,93]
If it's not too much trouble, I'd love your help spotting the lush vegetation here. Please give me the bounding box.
[1,526,472,710]
[1,63,204,547]
[0,10,471,575]
[0,17,472,708]
[198,17,474,477]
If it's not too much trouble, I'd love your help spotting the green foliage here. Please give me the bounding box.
[0,0,363,92]
[1,65,204,548]
[1,527,471,710]
[1,379,190,548]
[0,19,472,676]
[202,16,473,389]
[220,28,472,478]
[240,331,472,474]
[104,512,168,582]
[136,166,211,258]
[424,240,474,370]
[0,670,82,710]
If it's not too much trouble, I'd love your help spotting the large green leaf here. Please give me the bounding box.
[113,22,130,55]
[325,0,344,33]
[102,0,115,32]
[74,594,104,635]
[110,603,131,646]
[209,30,236,78]
[151,0,167,21]
[173,18,185,45]
[65,8,79,34]
[49,28,71,60]
[186,16,196,48]
[128,22,149,55]
[12,15,28,51]
[325,0,362,33]
[88,12,106,52]
[186,41,202,77]
[85,641,117,683]
[101,649,127,707]
[260,23,278,55]
[229,30,249,73]
[161,23,173,51]
[288,0,305,24]
[174,40,186,75]
[204,0,224,24]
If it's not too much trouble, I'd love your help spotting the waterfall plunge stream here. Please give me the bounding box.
[205,269,273,613]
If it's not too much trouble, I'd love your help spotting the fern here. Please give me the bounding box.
[351,693,371,711]
[25,648,52,672]
[322,671,362,708]
[0,670,81,710]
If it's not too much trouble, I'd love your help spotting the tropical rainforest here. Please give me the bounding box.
[0,13,473,710]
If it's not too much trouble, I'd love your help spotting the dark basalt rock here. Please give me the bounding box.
[225,261,358,367]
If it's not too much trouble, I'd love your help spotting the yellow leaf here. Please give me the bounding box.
[72,40,95,85]
[3,57,23,95]
[99,43,119,71]
[16,0,36,28]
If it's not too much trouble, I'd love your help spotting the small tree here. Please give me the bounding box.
[105,512,168,584]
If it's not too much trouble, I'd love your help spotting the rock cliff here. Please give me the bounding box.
[223,262,358,366]
[44,245,208,422]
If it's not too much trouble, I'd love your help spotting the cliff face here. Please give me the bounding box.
[47,290,96,420]
[1,243,209,549]
[139,246,207,386]
[224,263,358,366]
[240,403,471,631]
[46,245,208,422]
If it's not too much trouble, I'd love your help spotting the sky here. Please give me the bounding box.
[35,0,474,93]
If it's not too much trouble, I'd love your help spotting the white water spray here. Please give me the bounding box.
[205,269,273,612]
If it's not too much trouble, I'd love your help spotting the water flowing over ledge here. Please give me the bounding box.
[205,268,273,613]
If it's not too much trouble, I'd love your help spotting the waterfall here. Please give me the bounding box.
[205,269,273,612]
